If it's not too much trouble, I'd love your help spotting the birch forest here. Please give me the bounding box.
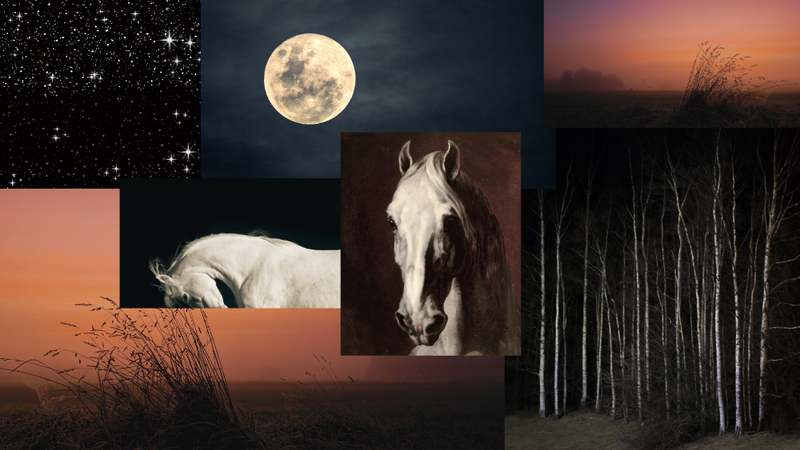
[507,129,800,447]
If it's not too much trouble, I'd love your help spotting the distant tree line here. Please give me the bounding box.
[557,68,624,90]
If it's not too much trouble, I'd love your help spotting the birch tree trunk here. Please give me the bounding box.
[595,280,603,413]
[553,169,573,419]
[713,144,726,435]
[628,149,643,423]
[621,232,629,423]
[539,190,547,418]
[757,142,779,431]
[582,207,590,410]
[668,152,685,415]
[582,158,595,410]
[731,150,743,438]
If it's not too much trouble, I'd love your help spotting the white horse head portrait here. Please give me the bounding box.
[149,231,340,308]
[386,140,521,355]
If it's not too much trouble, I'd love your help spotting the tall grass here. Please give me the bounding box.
[1,297,260,449]
[674,41,797,125]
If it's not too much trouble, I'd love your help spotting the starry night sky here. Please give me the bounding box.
[0,1,200,188]
[202,0,554,189]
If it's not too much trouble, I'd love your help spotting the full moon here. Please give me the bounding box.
[264,34,356,125]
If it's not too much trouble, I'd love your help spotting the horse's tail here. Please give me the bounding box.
[148,257,184,299]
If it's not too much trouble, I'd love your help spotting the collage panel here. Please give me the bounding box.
[1,188,508,448]
[507,129,800,449]
[201,0,550,187]
[341,133,521,356]
[1,1,200,188]
[119,178,340,309]
[543,2,800,128]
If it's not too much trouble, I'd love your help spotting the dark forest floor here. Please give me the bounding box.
[506,410,800,450]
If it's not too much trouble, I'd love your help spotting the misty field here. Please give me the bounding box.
[0,380,503,449]
[544,90,800,127]
[0,300,502,449]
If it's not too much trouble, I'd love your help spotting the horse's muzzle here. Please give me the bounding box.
[395,310,448,346]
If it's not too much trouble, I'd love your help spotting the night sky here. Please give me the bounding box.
[0,1,200,188]
[202,0,554,189]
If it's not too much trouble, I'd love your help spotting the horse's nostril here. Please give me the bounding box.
[425,313,447,336]
[395,312,410,331]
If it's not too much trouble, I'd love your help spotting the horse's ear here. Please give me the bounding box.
[443,140,461,182]
[398,141,412,175]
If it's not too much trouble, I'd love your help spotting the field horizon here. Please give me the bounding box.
[544,90,800,127]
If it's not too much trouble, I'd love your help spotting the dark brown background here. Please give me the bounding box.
[341,132,521,355]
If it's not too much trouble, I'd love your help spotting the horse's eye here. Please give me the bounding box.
[388,217,397,230]
[443,215,458,231]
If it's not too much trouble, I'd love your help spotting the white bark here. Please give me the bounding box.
[621,234,629,423]
[667,152,685,415]
[731,150,743,438]
[628,149,643,423]
[583,152,597,411]
[582,207,590,410]
[713,145,726,435]
[758,144,779,431]
[596,264,604,413]
[608,289,617,420]
[539,191,547,418]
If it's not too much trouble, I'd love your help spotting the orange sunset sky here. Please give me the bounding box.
[544,0,800,90]
[0,190,502,384]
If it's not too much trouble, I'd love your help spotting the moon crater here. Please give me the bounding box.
[264,34,356,125]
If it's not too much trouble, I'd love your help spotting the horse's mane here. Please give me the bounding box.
[149,231,298,284]
[401,151,509,293]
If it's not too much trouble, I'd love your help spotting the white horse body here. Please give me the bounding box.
[387,140,521,356]
[150,233,340,308]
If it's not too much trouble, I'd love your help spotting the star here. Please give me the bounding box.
[165,153,176,164]
[101,17,108,23]
[185,38,196,49]
[52,134,60,141]
[10,180,15,187]
[48,74,55,82]
[104,170,109,176]
[181,143,195,159]
[132,11,139,18]
[11,173,15,178]
[54,127,60,132]
[172,56,182,65]
[160,30,176,50]
[16,13,22,21]
[113,165,119,172]
[183,166,190,174]
[90,72,98,80]
[172,109,180,118]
